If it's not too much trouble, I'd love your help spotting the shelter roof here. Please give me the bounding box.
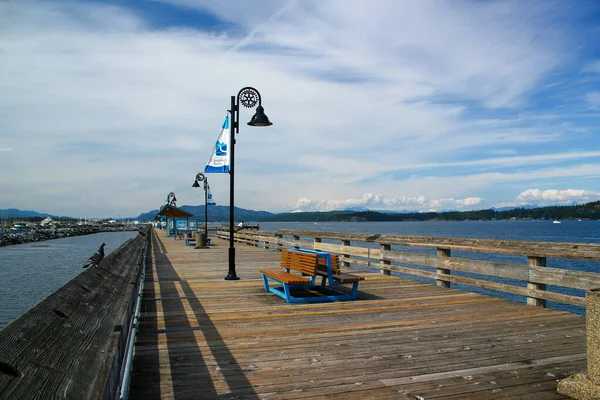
[154,204,193,220]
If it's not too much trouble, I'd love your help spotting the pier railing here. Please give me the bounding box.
[0,226,150,399]
[218,227,600,309]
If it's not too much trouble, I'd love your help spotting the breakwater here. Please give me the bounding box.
[0,224,141,247]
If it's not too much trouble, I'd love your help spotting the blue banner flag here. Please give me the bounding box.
[207,184,216,206]
[205,113,231,173]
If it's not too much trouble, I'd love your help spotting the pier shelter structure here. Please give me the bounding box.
[154,204,194,238]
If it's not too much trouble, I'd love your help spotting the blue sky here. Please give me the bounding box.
[1,0,600,217]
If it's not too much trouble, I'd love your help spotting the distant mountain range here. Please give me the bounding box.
[2,201,600,222]
[135,205,274,222]
[0,209,75,220]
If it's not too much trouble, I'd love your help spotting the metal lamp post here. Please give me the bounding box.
[167,192,177,206]
[192,172,209,239]
[165,192,177,235]
[226,87,273,280]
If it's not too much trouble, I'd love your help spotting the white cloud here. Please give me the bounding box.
[495,188,600,208]
[516,188,600,204]
[0,1,598,217]
[293,193,483,212]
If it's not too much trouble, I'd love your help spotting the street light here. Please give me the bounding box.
[164,192,177,236]
[192,172,209,242]
[226,86,273,280]
[166,192,177,207]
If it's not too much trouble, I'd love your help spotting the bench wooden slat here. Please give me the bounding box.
[317,254,341,275]
[280,250,318,276]
[259,269,313,285]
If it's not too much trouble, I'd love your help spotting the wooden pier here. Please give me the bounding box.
[128,230,588,399]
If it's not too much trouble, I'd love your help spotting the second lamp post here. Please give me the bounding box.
[192,172,209,243]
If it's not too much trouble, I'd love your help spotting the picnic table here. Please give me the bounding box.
[259,248,364,303]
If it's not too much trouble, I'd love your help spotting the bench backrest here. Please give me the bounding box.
[280,249,318,276]
[316,254,341,275]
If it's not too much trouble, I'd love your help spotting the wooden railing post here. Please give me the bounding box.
[380,243,391,276]
[589,289,600,385]
[436,248,451,288]
[558,288,600,398]
[276,234,283,252]
[293,235,300,250]
[314,237,321,251]
[527,256,547,307]
[342,240,351,268]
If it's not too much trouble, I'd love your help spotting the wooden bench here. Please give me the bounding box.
[260,249,318,303]
[260,249,364,303]
[315,254,365,286]
[185,232,211,247]
[185,232,196,246]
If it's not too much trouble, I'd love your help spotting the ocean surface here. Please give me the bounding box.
[0,231,138,329]
[1,220,599,328]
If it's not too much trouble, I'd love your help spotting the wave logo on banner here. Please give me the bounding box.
[207,184,216,206]
[205,113,231,173]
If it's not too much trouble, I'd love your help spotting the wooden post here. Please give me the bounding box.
[293,235,300,250]
[436,248,451,288]
[589,289,600,385]
[314,237,321,251]
[558,288,600,398]
[276,234,283,252]
[380,243,391,276]
[342,240,351,268]
[527,256,547,307]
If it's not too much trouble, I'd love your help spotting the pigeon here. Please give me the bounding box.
[83,242,106,269]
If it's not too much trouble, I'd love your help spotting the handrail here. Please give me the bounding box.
[216,227,600,309]
[117,227,150,399]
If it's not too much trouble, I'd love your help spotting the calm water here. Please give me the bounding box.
[0,231,138,329]
[1,221,599,328]
[260,220,600,243]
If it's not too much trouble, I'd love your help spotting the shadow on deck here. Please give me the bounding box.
[129,230,587,400]
[130,233,258,399]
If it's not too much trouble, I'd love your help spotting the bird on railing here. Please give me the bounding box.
[82,242,106,269]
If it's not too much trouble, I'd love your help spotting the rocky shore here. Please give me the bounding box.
[0,225,143,247]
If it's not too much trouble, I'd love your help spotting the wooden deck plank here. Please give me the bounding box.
[128,230,586,400]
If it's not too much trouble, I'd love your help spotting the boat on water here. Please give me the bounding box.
[553,220,561,224]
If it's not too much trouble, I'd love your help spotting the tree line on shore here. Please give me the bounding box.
[260,201,600,222]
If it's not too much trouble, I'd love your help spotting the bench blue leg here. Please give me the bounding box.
[283,283,293,303]
[261,273,361,303]
[261,274,297,303]
[351,281,359,299]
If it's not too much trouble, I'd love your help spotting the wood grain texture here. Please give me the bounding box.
[0,228,149,400]
[128,230,587,399]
